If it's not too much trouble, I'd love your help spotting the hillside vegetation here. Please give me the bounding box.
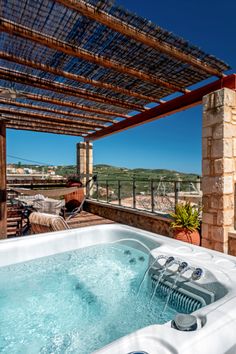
[92,164,199,181]
[9,163,199,181]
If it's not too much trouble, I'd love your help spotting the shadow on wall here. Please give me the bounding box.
[84,200,172,237]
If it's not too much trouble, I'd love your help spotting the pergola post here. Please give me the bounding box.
[76,141,93,193]
[202,88,236,253]
[0,121,7,239]
[85,141,93,195]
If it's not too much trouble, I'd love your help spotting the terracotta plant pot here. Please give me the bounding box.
[173,228,200,246]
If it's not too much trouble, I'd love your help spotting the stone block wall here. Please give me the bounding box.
[202,88,236,253]
[84,200,172,237]
[228,232,236,256]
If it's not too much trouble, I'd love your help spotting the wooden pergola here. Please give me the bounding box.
[0,0,232,237]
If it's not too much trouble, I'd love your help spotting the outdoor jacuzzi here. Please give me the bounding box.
[0,224,236,354]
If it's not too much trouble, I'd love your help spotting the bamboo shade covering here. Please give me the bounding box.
[0,0,230,137]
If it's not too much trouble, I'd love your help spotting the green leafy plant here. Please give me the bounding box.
[170,202,201,232]
[66,175,83,187]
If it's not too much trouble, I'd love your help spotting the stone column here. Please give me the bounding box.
[76,141,93,190]
[202,88,236,253]
[85,141,93,195]
[0,121,7,239]
[77,142,86,184]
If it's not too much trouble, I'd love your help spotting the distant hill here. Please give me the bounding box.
[7,163,200,181]
[93,164,199,181]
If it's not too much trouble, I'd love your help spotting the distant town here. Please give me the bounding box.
[7,164,64,182]
[6,163,200,182]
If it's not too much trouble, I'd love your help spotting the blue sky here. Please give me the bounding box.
[6,0,236,174]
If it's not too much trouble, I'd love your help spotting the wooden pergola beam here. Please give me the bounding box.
[6,122,87,137]
[2,115,93,133]
[10,92,128,118]
[87,74,236,141]
[0,18,188,93]
[0,52,163,104]
[57,0,224,78]
[3,115,92,135]
[0,121,7,238]
[0,107,106,129]
[0,68,143,111]
[3,117,92,133]
[0,99,114,123]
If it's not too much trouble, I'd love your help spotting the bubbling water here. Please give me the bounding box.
[0,243,179,354]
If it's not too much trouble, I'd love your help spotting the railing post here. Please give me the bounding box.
[133,177,136,209]
[118,180,121,206]
[106,180,109,203]
[174,179,180,212]
[151,179,155,213]
[96,179,99,201]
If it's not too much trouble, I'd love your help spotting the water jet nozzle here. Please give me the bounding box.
[191,268,203,281]
[178,261,188,274]
[165,256,175,267]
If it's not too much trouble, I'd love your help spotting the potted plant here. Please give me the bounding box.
[66,175,83,187]
[170,202,201,246]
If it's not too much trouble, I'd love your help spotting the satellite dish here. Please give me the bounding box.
[0,88,26,99]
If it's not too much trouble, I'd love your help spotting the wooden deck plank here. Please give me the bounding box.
[67,211,114,229]
[6,210,114,237]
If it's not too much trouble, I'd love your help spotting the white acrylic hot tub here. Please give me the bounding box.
[0,224,236,354]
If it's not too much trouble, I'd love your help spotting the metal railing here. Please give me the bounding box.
[90,178,202,214]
